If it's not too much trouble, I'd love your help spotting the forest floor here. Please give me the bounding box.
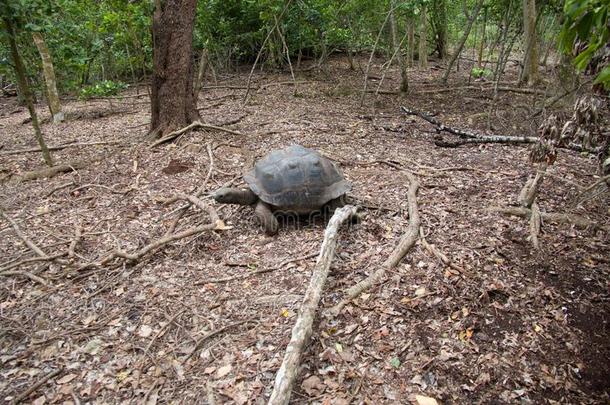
[1,55,609,404]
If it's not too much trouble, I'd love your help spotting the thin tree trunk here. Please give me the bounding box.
[32,32,63,124]
[441,0,484,83]
[193,48,209,99]
[520,0,539,85]
[390,0,408,93]
[406,16,415,67]
[4,18,53,166]
[419,6,428,69]
[150,0,200,138]
[478,6,488,67]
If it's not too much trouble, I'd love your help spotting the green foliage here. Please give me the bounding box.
[471,66,492,78]
[559,0,610,88]
[78,80,128,99]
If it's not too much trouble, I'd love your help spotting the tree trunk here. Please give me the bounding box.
[32,32,63,124]
[441,0,484,83]
[406,16,415,67]
[150,0,200,138]
[432,0,448,60]
[520,0,539,85]
[390,0,408,93]
[477,6,488,67]
[419,6,428,69]
[4,17,53,166]
[193,48,209,99]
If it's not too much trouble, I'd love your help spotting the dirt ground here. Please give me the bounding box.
[1,56,609,404]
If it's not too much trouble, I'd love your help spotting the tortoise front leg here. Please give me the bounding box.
[326,196,346,213]
[254,201,279,236]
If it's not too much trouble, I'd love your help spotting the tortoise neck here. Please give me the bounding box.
[235,189,258,205]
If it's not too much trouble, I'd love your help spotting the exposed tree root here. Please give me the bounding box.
[490,206,608,232]
[11,368,63,404]
[269,205,358,405]
[328,173,420,317]
[149,121,243,147]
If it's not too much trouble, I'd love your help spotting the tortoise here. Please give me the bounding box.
[213,144,351,235]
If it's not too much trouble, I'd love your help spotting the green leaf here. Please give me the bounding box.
[593,66,610,89]
[390,357,401,368]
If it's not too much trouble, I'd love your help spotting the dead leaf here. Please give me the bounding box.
[217,364,232,378]
[301,375,325,396]
[138,325,153,338]
[32,395,46,405]
[415,394,439,405]
[57,373,77,384]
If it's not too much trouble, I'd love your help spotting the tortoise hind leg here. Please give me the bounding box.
[254,201,279,235]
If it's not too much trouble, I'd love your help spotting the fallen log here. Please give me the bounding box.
[401,106,538,143]
[328,172,420,317]
[268,205,358,405]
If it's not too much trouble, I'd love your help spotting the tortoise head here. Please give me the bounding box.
[213,188,258,205]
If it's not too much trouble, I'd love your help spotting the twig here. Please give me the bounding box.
[0,270,48,286]
[1,209,47,258]
[145,309,187,352]
[203,253,318,284]
[269,206,358,404]
[69,225,83,258]
[328,173,420,317]
[0,252,66,273]
[419,228,465,273]
[11,368,62,404]
[183,320,252,363]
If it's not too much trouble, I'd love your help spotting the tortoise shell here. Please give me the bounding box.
[244,144,351,210]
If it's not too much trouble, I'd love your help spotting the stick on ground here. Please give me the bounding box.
[268,205,358,405]
[328,173,420,317]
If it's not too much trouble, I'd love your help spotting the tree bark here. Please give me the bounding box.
[432,0,448,60]
[193,48,209,99]
[419,6,428,69]
[477,6,488,67]
[150,0,200,138]
[32,32,63,124]
[406,16,415,67]
[3,17,53,166]
[520,0,539,85]
[441,0,484,84]
[390,0,408,93]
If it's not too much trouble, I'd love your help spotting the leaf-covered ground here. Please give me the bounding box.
[1,56,609,404]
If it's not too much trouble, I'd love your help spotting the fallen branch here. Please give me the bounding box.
[401,106,538,143]
[269,205,358,405]
[328,173,420,317]
[0,270,48,286]
[0,141,119,156]
[434,136,536,147]
[150,121,243,147]
[13,155,107,182]
[114,222,224,262]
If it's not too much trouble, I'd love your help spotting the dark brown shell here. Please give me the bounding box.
[244,145,351,209]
